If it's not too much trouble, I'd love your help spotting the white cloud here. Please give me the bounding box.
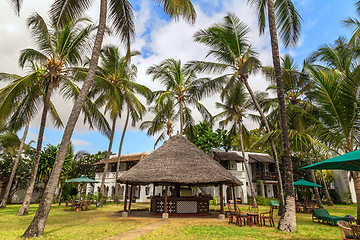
[71,139,92,146]
[1,0,274,134]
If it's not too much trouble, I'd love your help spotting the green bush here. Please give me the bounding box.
[248,195,278,206]
[209,195,218,205]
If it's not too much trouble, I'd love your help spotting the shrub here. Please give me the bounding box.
[249,195,278,206]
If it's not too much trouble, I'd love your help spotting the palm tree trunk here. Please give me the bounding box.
[243,77,285,215]
[114,106,130,202]
[22,0,108,237]
[266,0,296,232]
[98,117,116,207]
[238,120,256,205]
[17,80,54,216]
[321,170,334,206]
[0,115,31,208]
[352,172,360,224]
[179,100,183,135]
[314,152,334,206]
[306,152,323,208]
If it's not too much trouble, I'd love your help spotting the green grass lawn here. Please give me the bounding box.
[0,203,356,239]
[139,204,357,240]
[0,203,154,240]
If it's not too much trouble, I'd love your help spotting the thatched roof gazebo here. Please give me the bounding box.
[117,135,242,217]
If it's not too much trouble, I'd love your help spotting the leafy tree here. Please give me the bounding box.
[185,121,233,153]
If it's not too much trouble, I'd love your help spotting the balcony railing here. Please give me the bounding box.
[95,172,124,180]
[229,170,246,179]
[252,172,277,181]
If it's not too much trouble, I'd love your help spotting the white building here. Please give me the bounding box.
[89,150,279,204]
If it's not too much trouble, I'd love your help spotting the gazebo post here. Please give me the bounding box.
[122,183,129,217]
[219,183,224,214]
[218,183,225,220]
[232,184,237,212]
[153,183,156,196]
[163,183,169,219]
[128,184,134,214]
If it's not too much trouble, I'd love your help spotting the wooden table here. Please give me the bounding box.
[248,213,259,225]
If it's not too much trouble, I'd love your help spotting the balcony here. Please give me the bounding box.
[252,172,277,181]
[229,170,246,179]
[95,172,124,180]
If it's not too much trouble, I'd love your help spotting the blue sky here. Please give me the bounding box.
[1,0,358,154]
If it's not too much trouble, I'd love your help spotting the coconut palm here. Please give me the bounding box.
[214,83,257,204]
[192,13,285,213]
[24,0,196,237]
[13,13,99,216]
[306,41,360,221]
[84,46,150,206]
[24,0,196,236]
[147,58,216,135]
[7,0,22,16]
[247,0,302,231]
[140,99,177,148]
[343,1,360,45]
[0,68,64,208]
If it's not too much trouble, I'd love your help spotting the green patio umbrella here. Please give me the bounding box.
[301,149,360,171]
[65,175,99,183]
[293,179,322,188]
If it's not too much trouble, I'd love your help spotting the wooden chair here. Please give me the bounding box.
[65,200,74,211]
[84,200,92,211]
[337,220,355,240]
[227,202,238,224]
[236,206,253,227]
[351,224,360,239]
[260,205,275,227]
[247,203,259,225]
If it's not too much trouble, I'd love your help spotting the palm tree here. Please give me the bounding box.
[14,14,97,216]
[214,83,257,204]
[7,0,22,16]
[24,0,196,236]
[147,58,215,135]
[248,0,302,231]
[84,46,150,206]
[343,1,360,45]
[140,99,177,147]
[0,68,63,208]
[306,38,360,221]
[192,13,285,213]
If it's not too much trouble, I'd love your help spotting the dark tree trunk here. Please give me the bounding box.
[266,0,296,232]
[98,117,117,207]
[321,170,334,206]
[0,115,31,208]
[17,80,54,216]
[243,77,284,214]
[22,0,108,237]
[238,120,256,205]
[352,172,360,224]
[179,100,183,135]
[306,152,323,208]
[314,152,334,206]
[114,106,130,202]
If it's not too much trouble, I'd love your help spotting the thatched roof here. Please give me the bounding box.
[117,135,242,186]
[213,150,244,162]
[213,150,275,164]
[249,154,275,163]
[92,152,150,166]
